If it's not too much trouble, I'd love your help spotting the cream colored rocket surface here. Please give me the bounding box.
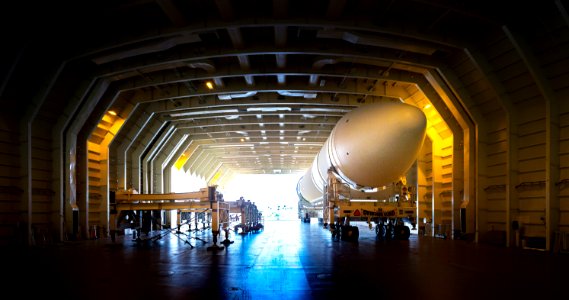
[297,101,427,203]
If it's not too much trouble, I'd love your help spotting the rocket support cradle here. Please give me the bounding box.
[296,101,427,240]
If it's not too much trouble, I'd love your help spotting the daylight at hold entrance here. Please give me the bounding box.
[171,167,301,221]
[222,174,302,221]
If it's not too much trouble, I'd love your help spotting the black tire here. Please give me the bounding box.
[340,225,359,242]
[394,225,411,240]
[351,226,359,241]
[376,224,387,239]
[385,224,395,240]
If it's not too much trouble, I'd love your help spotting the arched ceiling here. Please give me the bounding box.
[2,0,564,185]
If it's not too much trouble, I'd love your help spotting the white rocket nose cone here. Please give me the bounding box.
[328,101,427,188]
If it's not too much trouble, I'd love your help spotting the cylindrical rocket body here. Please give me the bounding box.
[297,165,323,202]
[297,101,427,203]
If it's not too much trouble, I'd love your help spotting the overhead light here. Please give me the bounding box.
[218,91,257,100]
[170,109,238,118]
[350,199,379,202]
[206,81,214,89]
[300,107,351,113]
[108,110,117,116]
[423,104,432,109]
[247,107,291,112]
[209,144,254,148]
[277,91,317,98]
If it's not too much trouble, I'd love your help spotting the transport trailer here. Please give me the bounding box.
[323,171,417,242]
[111,186,263,249]
[295,101,426,242]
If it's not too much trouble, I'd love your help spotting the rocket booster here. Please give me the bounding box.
[297,101,427,203]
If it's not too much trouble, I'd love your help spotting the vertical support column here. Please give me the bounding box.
[164,209,171,229]
[207,186,223,250]
[545,86,560,253]
[109,191,117,242]
[452,134,464,239]
[152,210,162,230]
[462,120,478,237]
[77,139,89,239]
[506,116,519,247]
[100,145,109,238]
[195,211,199,231]
[407,161,419,227]
[221,203,234,246]
[465,48,517,244]
[417,138,433,236]
[432,145,444,236]
[177,210,182,233]
[505,26,559,251]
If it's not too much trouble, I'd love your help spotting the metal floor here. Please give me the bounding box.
[5,220,568,300]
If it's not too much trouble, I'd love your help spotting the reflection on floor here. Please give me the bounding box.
[5,220,569,300]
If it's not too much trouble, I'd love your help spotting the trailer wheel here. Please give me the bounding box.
[340,225,359,242]
[385,224,395,240]
[376,224,387,239]
[394,225,411,240]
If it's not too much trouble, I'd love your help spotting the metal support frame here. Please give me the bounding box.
[111,186,262,249]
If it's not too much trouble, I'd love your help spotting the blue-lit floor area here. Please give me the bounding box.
[5,220,569,300]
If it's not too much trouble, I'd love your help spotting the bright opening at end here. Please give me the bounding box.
[170,167,302,222]
[222,173,302,221]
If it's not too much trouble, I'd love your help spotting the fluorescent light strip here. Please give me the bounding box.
[208,144,254,148]
[293,143,323,147]
[247,107,292,112]
[350,199,379,202]
[170,109,239,118]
